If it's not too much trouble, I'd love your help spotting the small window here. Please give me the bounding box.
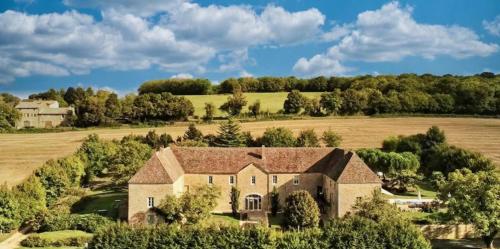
[272,175,278,185]
[229,175,235,185]
[147,197,154,208]
[251,176,256,185]
[208,176,213,184]
[293,175,299,185]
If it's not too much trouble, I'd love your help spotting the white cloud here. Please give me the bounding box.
[239,70,253,77]
[170,73,194,79]
[63,0,186,17]
[483,15,500,36]
[294,1,498,76]
[293,54,352,76]
[321,24,352,42]
[164,3,324,49]
[0,2,325,84]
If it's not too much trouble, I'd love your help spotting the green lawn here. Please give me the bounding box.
[71,189,127,219]
[203,213,240,226]
[183,92,323,116]
[390,181,438,199]
[35,230,92,240]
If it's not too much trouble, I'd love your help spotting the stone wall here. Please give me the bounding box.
[336,183,380,217]
[419,224,476,239]
[128,183,172,223]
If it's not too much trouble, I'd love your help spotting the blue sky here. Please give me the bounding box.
[0,0,499,96]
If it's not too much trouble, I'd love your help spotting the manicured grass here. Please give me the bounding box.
[35,230,92,240]
[391,181,438,199]
[71,189,127,219]
[1,116,499,186]
[204,213,240,226]
[183,92,323,116]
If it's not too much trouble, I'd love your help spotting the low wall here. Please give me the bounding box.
[419,224,475,239]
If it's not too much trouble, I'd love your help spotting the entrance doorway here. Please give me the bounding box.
[245,194,262,211]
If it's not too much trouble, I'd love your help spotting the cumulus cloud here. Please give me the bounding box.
[170,73,194,79]
[164,3,324,49]
[0,2,325,84]
[294,2,498,76]
[483,15,500,36]
[63,0,186,17]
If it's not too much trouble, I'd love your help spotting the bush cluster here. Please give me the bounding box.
[39,214,112,233]
[21,234,91,247]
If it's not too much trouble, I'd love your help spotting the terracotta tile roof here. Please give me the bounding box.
[130,147,380,184]
[128,149,184,184]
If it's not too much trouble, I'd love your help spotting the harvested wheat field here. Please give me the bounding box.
[0,117,499,186]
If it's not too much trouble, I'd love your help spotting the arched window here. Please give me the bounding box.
[245,194,262,211]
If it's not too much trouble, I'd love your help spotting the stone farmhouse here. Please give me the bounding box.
[15,100,74,129]
[128,146,381,224]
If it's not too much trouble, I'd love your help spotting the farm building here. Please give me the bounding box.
[128,146,381,224]
[15,100,74,129]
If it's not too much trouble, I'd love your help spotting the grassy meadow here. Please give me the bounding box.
[182,92,323,116]
[1,116,499,187]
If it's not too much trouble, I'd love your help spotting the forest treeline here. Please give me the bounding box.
[0,73,499,130]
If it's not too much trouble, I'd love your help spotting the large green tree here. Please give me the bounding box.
[296,129,320,147]
[284,190,320,229]
[259,127,296,147]
[213,119,245,147]
[438,169,499,249]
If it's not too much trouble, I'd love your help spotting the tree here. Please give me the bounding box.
[259,127,296,147]
[0,100,20,131]
[296,129,320,147]
[213,119,245,147]
[304,98,322,116]
[423,125,446,149]
[270,187,280,216]
[320,89,343,115]
[109,140,153,185]
[284,190,320,229]
[203,103,215,122]
[321,129,342,147]
[340,89,367,115]
[283,90,306,114]
[78,134,118,184]
[178,185,221,224]
[0,184,20,233]
[183,123,204,141]
[438,169,499,249]
[248,100,261,118]
[357,149,421,192]
[219,89,247,116]
[230,186,240,217]
[157,195,181,223]
[104,93,121,120]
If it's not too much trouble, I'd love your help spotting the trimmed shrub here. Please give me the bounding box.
[40,214,112,233]
[283,190,320,229]
[21,234,91,247]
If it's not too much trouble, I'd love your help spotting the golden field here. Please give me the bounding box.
[0,117,499,186]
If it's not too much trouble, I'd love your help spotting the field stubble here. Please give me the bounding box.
[0,117,499,186]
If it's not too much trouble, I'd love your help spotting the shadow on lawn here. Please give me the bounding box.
[71,188,127,219]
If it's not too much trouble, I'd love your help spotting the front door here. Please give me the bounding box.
[245,194,262,211]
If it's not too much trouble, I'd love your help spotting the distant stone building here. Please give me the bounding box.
[128,146,381,224]
[15,100,74,129]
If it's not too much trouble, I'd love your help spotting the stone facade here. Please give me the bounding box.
[128,147,381,223]
[15,100,74,129]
